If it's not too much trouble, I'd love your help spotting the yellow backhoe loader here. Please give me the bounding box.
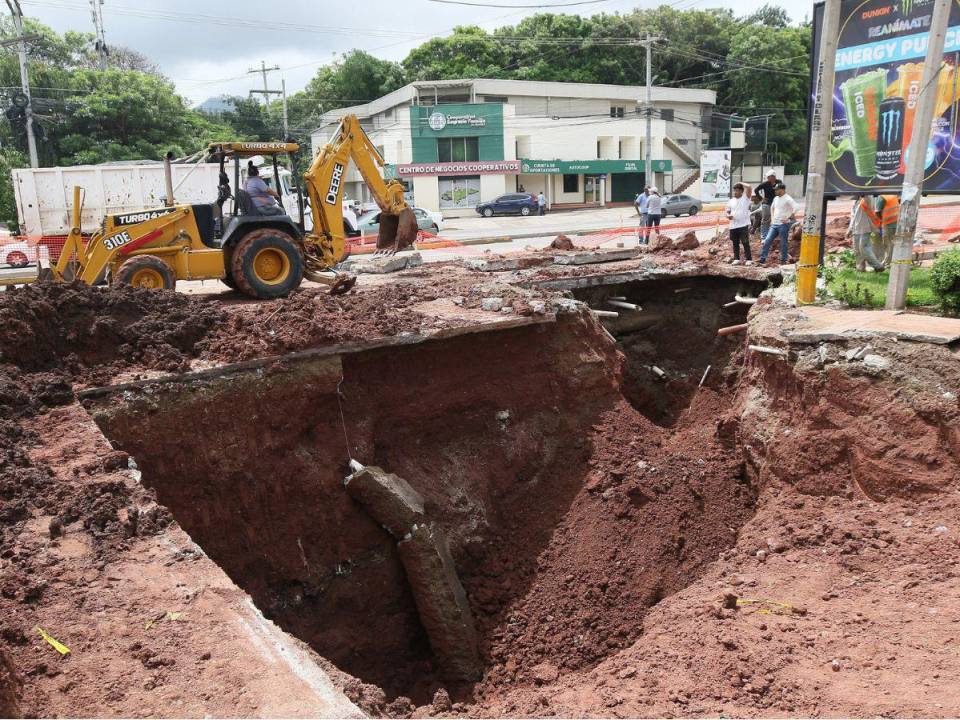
[51,114,418,298]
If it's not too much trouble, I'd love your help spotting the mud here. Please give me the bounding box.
[0,282,224,382]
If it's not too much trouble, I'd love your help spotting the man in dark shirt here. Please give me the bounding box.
[754,173,778,241]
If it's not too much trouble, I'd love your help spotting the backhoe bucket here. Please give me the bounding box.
[375,208,418,255]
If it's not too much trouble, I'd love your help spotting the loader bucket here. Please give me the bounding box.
[375,208,419,254]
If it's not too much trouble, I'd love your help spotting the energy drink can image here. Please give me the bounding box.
[935,61,956,118]
[890,63,923,149]
[841,70,887,178]
[876,97,905,180]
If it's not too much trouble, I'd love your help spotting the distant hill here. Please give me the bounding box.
[196,95,236,115]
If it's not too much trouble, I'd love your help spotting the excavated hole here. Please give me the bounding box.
[571,276,769,426]
[86,276,769,707]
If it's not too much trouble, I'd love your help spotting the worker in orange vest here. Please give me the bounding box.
[875,195,899,268]
[849,196,885,272]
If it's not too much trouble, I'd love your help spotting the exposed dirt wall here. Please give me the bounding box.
[87,314,624,699]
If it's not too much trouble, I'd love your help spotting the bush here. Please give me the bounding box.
[930,249,960,314]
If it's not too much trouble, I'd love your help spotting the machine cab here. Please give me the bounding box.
[206,141,307,244]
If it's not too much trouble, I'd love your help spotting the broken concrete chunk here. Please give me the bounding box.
[344,467,426,539]
[398,524,482,682]
[341,252,423,274]
[553,248,638,265]
[481,297,504,312]
[862,354,890,370]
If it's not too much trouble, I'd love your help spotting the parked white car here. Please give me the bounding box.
[415,207,443,231]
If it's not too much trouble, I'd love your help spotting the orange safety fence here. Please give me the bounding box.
[345,229,464,255]
[5,200,960,266]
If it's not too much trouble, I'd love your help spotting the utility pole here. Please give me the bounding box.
[281,79,289,140]
[89,0,107,70]
[796,0,841,304]
[886,0,951,309]
[247,61,281,114]
[5,0,38,168]
[638,34,662,188]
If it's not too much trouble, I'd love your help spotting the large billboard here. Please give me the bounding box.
[812,0,960,194]
[700,149,732,201]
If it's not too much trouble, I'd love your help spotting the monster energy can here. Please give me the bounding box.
[876,97,905,181]
[840,70,887,178]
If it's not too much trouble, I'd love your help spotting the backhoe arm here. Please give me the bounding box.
[302,114,417,271]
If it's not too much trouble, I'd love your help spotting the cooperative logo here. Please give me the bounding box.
[880,108,902,145]
[428,112,447,131]
[325,162,344,204]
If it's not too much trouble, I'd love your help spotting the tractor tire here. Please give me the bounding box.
[230,228,303,299]
[114,255,176,291]
[221,247,238,290]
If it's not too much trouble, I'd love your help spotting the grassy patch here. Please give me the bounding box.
[825,267,937,308]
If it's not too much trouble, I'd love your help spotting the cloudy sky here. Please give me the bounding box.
[18,0,807,105]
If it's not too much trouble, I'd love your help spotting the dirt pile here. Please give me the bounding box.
[0,282,224,381]
[548,235,578,251]
[198,280,556,364]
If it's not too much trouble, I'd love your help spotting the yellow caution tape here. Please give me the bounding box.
[35,627,71,655]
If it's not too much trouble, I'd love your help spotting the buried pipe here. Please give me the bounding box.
[735,294,758,305]
[717,323,748,336]
[699,364,712,387]
[608,295,627,301]
[607,299,643,311]
[651,365,667,379]
[592,309,620,318]
[722,300,740,308]
[748,344,788,357]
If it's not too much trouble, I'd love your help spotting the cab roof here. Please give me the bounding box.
[206,141,300,157]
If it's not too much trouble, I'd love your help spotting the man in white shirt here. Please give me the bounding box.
[725,182,753,265]
[758,182,798,265]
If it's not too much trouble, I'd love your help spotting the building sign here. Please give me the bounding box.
[427,111,486,130]
[700,149,731,202]
[811,0,960,194]
[394,160,520,177]
[518,159,671,174]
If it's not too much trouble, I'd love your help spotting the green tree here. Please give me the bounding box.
[0,149,28,226]
[724,23,811,171]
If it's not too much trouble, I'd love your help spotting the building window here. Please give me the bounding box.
[610,106,625,118]
[437,137,479,163]
[439,176,481,209]
[660,109,674,122]
[618,140,623,159]
[597,140,601,159]
[483,95,508,103]
[562,174,579,193]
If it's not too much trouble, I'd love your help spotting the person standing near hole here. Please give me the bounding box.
[726,182,753,265]
[537,190,546,216]
[635,186,650,244]
[755,172,777,241]
[758,182,797,266]
[646,186,662,240]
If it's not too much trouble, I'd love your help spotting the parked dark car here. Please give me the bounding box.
[475,193,539,217]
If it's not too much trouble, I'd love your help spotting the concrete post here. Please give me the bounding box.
[796,0,841,304]
[886,0,952,309]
